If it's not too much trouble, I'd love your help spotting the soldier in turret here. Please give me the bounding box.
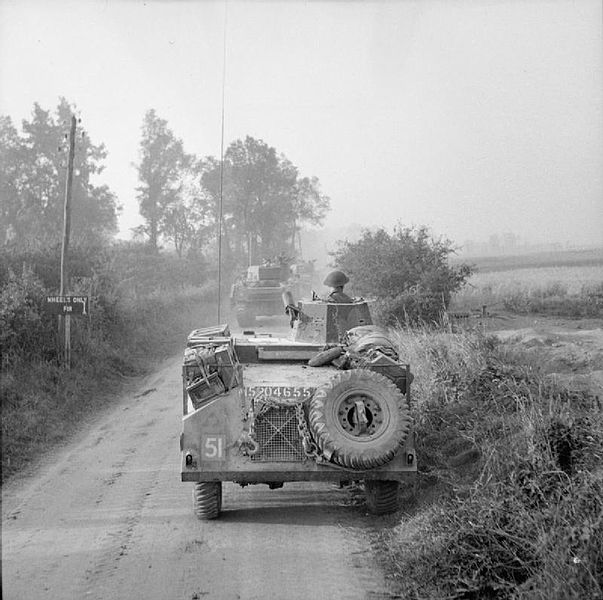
[323,270,353,303]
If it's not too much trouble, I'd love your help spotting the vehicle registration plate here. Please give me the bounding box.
[245,386,315,401]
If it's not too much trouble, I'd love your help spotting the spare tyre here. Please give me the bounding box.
[308,369,411,470]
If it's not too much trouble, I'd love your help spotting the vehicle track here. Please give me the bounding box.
[2,324,398,600]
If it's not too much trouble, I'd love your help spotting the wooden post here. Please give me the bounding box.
[65,311,71,367]
[59,115,77,369]
[88,278,93,338]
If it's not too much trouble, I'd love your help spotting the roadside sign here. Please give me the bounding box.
[45,295,89,316]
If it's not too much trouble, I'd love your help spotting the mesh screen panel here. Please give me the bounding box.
[251,406,304,462]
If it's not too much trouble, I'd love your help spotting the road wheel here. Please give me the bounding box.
[236,307,256,328]
[364,480,401,515]
[308,369,411,470]
[193,482,222,520]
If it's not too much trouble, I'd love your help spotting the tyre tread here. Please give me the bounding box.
[364,480,401,515]
[193,482,222,520]
[308,369,411,470]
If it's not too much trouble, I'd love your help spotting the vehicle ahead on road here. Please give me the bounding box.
[230,263,291,328]
[180,298,416,519]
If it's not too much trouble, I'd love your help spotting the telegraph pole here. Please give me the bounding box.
[59,115,77,368]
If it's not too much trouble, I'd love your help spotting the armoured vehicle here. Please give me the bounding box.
[230,263,291,328]
[180,298,416,519]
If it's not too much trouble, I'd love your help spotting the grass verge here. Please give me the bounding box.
[381,328,603,599]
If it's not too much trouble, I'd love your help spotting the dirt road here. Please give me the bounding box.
[2,317,395,600]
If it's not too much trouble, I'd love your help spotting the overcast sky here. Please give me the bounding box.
[1,0,602,248]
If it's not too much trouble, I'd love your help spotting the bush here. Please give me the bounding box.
[0,264,56,362]
[331,225,473,325]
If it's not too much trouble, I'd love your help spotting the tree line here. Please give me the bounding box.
[0,100,119,249]
[1,98,473,326]
[0,99,330,267]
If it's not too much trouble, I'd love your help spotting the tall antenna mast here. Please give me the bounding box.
[217,0,228,323]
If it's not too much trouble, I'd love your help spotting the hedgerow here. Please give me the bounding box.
[0,243,215,481]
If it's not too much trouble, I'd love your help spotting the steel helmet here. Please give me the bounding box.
[323,270,349,287]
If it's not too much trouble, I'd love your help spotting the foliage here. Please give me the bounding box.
[0,265,55,362]
[381,329,603,600]
[0,243,209,368]
[133,120,329,264]
[0,243,216,481]
[97,241,209,297]
[331,225,472,324]
[160,160,214,258]
[135,109,193,252]
[200,136,330,266]
[0,99,119,248]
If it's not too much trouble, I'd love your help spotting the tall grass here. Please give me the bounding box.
[382,328,603,599]
[452,266,603,317]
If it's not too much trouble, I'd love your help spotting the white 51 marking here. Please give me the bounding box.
[202,435,225,460]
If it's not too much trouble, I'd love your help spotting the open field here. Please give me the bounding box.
[452,265,603,310]
[454,247,603,273]
[451,249,603,317]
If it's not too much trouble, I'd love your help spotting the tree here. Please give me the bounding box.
[331,225,473,325]
[291,175,330,252]
[0,99,119,249]
[162,159,213,258]
[200,136,330,266]
[225,136,297,259]
[0,116,22,245]
[135,109,188,252]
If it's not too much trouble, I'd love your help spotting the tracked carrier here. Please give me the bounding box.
[180,299,416,519]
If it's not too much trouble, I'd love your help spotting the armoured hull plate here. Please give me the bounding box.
[241,361,337,389]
